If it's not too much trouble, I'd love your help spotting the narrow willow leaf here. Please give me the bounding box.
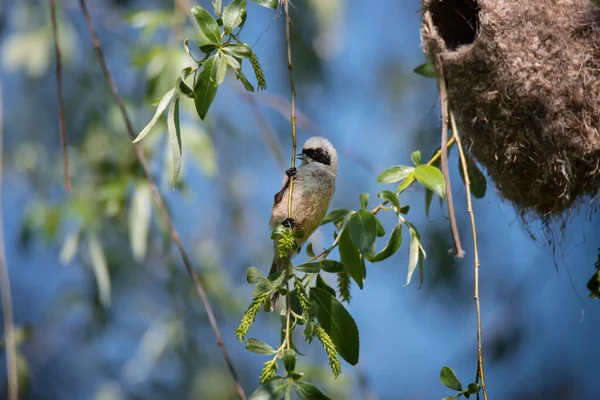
[310,287,360,366]
[411,150,422,166]
[293,381,332,400]
[415,164,445,199]
[321,209,351,226]
[223,0,246,34]
[413,61,436,78]
[397,172,416,194]
[251,0,278,9]
[372,223,402,262]
[377,165,414,183]
[442,397,458,400]
[222,52,241,69]
[359,193,369,209]
[424,188,434,219]
[295,262,321,273]
[129,183,152,261]
[375,218,385,237]
[223,43,252,58]
[176,77,194,98]
[405,223,420,286]
[133,88,175,143]
[246,338,276,354]
[246,266,266,284]
[183,39,198,62]
[59,231,79,265]
[191,6,221,45]
[316,274,336,297]
[320,260,344,273]
[377,190,401,212]
[194,56,218,120]
[87,233,111,308]
[249,377,288,400]
[199,44,217,54]
[212,0,223,16]
[306,242,315,258]
[348,210,377,261]
[440,366,463,391]
[338,227,363,289]
[234,68,254,92]
[167,94,183,189]
[458,153,487,199]
[215,54,228,84]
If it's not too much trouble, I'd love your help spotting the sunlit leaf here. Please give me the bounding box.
[59,231,79,265]
[249,377,288,400]
[86,233,111,308]
[234,68,254,92]
[377,165,414,183]
[215,54,228,84]
[405,222,421,286]
[397,172,416,194]
[440,366,463,391]
[293,380,332,400]
[411,150,422,166]
[246,338,276,354]
[194,56,219,120]
[222,52,241,69]
[359,193,369,209]
[176,76,194,98]
[167,94,183,189]
[338,226,363,289]
[320,260,344,273]
[321,209,351,226]
[223,43,252,58]
[372,223,402,262]
[252,0,278,9]
[415,164,445,199]
[223,0,246,34]
[129,183,152,262]
[413,61,436,78]
[377,190,401,212]
[191,6,221,45]
[213,0,223,16]
[295,262,321,273]
[133,88,175,143]
[348,210,377,261]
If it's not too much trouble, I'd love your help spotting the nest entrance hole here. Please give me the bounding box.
[430,0,480,50]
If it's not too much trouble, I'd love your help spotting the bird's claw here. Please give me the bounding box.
[285,167,297,177]
[282,218,296,229]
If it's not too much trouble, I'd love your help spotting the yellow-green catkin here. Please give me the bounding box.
[294,279,310,312]
[277,228,296,259]
[259,358,278,383]
[315,326,341,378]
[337,270,351,303]
[235,293,269,341]
[250,52,267,91]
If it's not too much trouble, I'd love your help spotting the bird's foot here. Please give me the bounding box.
[282,218,296,229]
[285,167,297,177]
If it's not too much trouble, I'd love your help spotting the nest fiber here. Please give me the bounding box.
[422,0,600,216]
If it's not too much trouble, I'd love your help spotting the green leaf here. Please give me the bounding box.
[375,218,385,237]
[167,94,183,189]
[372,223,402,262]
[397,172,416,194]
[223,0,246,34]
[199,43,217,54]
[59,231,79,265]
[87,233,111,308]
[321,209,352,226]
[377,165,414,183]
[191,6,221,45]
[129,183,152,261]
[306,242,315,258]
[320,260,344,273]
[223,43,252,58]
[234,68,254,92]
[440,366,463,391]
[458,153,487,199]
[359,193,369,209]
[424,188,434,219]
[377,190,401,212]
[413,61,436,78]
[249,377,288,400]
[215,54,228,84]
[252,0,278,9]
[213,0,223,16]
[405,222,422,286]
[222,52,241,69]
[183,38,199,61]
[348,210,377,261]
[133,88,175,143]
[247,266,266,284]
[411,150,422,166]
[194,56,219,120]
[316,274,336,297]
[338,226,363,289]
[293,381,332,400]
[295,262,321,273]
[442,397,458,400]
[310,287,360,366]
[176,76,194,98]
[283,349,296,373]
[467,383,480,394]
[246,338,276,354]
[415,165,445,199]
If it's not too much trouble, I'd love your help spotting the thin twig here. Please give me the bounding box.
[77,2,246,399]
[283,0,296,353]
[424,12,464,259]
[50,0,71,192]
[451,112,488,400]
[0,64,18,400]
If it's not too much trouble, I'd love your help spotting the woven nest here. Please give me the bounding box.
[421,0,600,218]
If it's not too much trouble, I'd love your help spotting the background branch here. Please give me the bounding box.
[50,0,71,192]
[77,1,246,398]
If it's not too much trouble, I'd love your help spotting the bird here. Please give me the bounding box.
[268,136,338,307]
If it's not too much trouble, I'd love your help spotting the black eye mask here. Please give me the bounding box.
[302,148,331,165]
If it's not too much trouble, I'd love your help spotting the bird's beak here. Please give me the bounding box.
[297,153,306,161]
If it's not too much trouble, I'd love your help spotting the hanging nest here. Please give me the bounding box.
[421,0,600,218]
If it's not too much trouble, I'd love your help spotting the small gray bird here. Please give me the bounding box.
[269,137,338,306]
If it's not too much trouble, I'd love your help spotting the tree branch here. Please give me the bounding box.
[50,0,71,192]
[77,1,246,398]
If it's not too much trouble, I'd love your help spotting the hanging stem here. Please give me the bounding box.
[451,112,488,400]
